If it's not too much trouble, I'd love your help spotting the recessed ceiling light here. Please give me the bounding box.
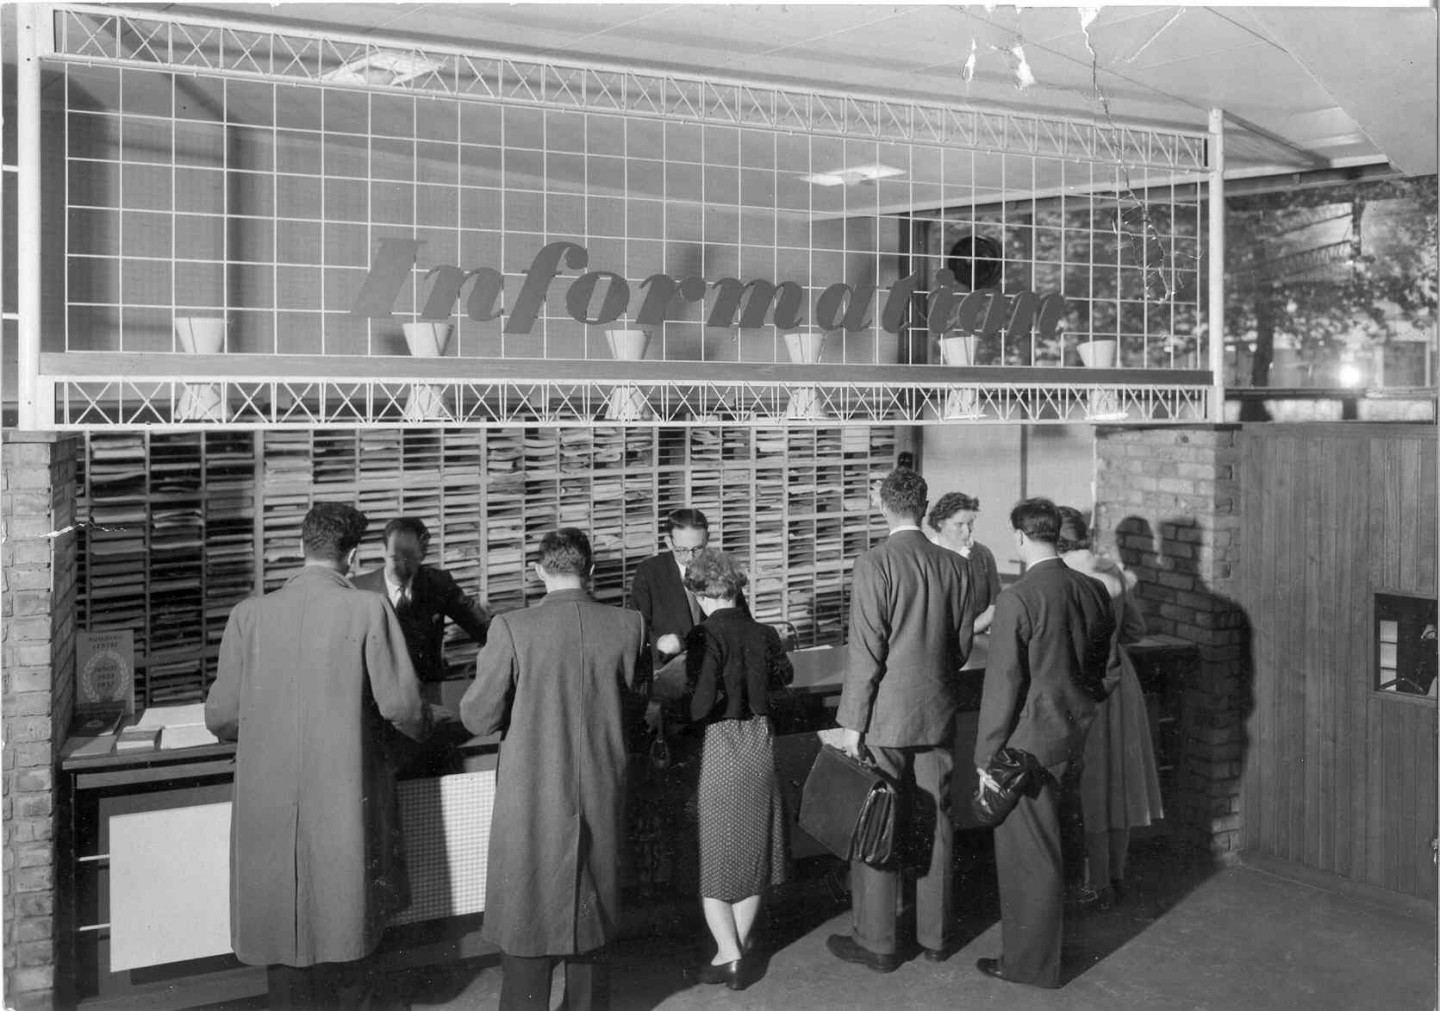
[322,52,446,86]
[801,163,906,187]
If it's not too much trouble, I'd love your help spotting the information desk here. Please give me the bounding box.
[58,637,1193,1009]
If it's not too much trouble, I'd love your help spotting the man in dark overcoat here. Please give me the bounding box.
[462,528,650,1011]
[828,467,975,972]
[974,497,1116,990]
[352,515,490,704]
[206,502,433,1009]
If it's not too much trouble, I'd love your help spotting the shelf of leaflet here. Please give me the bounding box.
[56,703,505,1011]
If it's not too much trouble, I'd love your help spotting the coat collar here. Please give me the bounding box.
[289,564,356,589]
[541,587,594,605]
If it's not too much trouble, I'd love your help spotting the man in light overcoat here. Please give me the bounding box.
[206,502,434,1009]
[462,527,650,1011]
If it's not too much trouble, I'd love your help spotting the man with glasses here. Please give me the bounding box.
[629,508,746,664]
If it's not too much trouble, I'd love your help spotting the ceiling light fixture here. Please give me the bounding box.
[800,163,905,187]
[322,52,446,86]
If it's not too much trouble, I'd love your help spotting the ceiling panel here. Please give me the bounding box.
[148,3,1437,177]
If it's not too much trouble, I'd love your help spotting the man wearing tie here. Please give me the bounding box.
[628,508,745,664]
[353,517,490,705]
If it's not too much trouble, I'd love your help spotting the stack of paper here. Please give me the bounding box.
[134,703,220,751]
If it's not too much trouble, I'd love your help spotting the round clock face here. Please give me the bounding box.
[946,234,1004,291]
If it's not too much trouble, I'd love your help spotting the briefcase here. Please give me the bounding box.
[798,745,897,866]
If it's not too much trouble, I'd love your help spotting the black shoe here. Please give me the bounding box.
[826,934,899,974]
[694,959,742,986]
[976,957,1060,990]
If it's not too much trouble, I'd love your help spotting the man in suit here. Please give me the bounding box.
[353,516,490,704]
[462,528,650,1011]
[827,468,975,972]
[974,497,1116,990]
[628,508,745,664]
[207,502,434,1009]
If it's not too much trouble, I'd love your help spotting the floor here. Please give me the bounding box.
[377,838,1438,1011]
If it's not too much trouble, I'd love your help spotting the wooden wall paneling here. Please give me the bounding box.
[1420,710,1439,897]
[1315,434,1337,874]
[1335,434,1363,880]
[1400,700,1419,896]
[1301,434,1323,870]
[1382,437,1404,590]
[1238,429,1265,854]
[1384,701,1403,893]
[1365,695,1386,888]
[1419,442,1438,597]
[1285,436,1308,864]
[1259,432,1283,858]
[1399,437,1422,595]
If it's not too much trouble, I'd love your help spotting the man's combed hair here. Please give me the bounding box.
[539,527,593,576]
[302,502,368,561]
[1010,497,1062,545]
[666,508,710,535]
[1055,505,1092,554]
[879,467,928,523]
[383,516,430,548]
[927,491,980,531]
[682,548,749,600]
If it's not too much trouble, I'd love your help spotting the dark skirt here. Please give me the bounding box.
[685,716,789,902]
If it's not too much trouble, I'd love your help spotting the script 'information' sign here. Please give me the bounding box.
[77,629,136,714]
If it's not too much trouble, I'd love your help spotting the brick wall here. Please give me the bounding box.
[1094,425,1248,863]
[3,432,79,1010]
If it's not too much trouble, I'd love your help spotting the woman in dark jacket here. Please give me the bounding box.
[680,548,793,991]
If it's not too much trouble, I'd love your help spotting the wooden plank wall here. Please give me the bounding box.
[1239,424,1437,899]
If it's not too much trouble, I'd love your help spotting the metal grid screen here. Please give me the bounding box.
[49,5,1208,374]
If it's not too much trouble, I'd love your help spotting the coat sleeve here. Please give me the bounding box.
[205,603,248,741]
[461,614,518,737]
[1118,588,1148,644]
[685,625,723,722]
[366,598,432,742]
[974,590,1029,768]
[768,630,795,690]
[437,568,490,646]
[837,552,888,734]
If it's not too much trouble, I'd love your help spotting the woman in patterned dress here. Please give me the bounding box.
[678,548,793,990]
[1056,506,1164,908]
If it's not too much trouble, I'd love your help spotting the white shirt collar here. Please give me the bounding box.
[383,572,413,604]
[889,524,923,534]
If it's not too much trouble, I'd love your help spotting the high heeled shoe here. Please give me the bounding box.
[695,958,745,988]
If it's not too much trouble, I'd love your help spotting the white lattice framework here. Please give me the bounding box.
[19,3,1221,429]
[49,375,1209,428]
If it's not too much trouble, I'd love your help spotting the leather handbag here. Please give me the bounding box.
[798,745,897,866]
[971,747,1048,828]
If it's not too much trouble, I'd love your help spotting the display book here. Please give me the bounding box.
[64,702,220,758]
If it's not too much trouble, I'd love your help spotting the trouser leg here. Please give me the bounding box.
[1085,830,1112,887]
[994,772,1064,987]
[1058,764,1087,891]
[849,745,905,956]
[1110,828,1131,882]
[500,953,554,1011]
[911,746,954,952]
[559,949,610,1011]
